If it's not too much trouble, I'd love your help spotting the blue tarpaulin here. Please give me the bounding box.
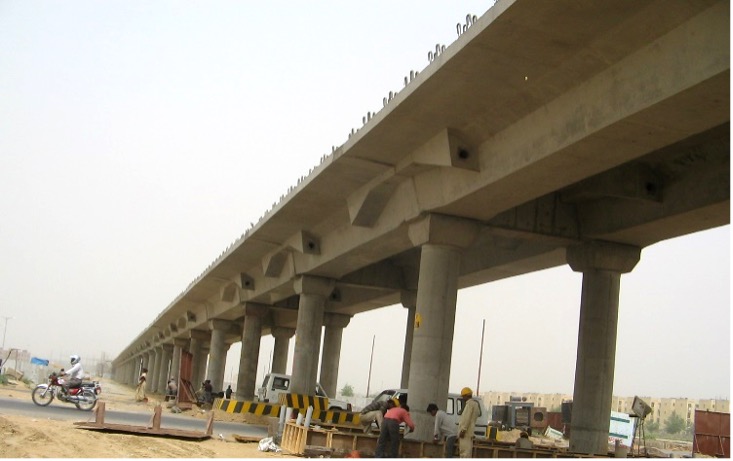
[30,357,49,366]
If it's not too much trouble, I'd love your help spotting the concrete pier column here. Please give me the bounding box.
[320,313,352,398]
[216,344,232,393]
[149,347,161,393]
[199,343,211,387]
[236,303,270,400]
[406,214,478,442]
[128,360,137,386]
[156,344,173,394]
[271,326,295,374]
[133,358,141,384]
[140,352,151,385]
[400,290,417,389]
[207,319,233,393]
[566,241,640,455]
[407,243,462,441]
[189,330,210,388]
[171,338,188,384]
[290,275,335,395]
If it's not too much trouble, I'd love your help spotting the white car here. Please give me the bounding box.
[256,373,352,411]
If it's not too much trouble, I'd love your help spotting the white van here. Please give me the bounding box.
[256,373,352,411]
[370,388,489,438]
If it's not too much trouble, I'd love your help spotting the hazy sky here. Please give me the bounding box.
[0,1,729,401]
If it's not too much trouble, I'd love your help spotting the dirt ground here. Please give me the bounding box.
[0,377,297,458]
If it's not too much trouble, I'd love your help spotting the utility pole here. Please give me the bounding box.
[366,335,375,398]
[1,316,12,351]
[477,319,486,395]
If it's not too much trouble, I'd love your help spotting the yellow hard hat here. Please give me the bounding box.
[390,397,400,407]
[460,387,473,397]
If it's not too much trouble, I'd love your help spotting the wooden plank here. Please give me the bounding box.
[204,410,214,436]
[95,402,106,425]
[74,423,211,440]
[303,446,333,457]
[149,405,162,430]
[73,403,212,441]
[233,434,261,443]
[316,421,363,434]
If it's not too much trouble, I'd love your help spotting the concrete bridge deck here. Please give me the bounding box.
[113,0,729,455]
[120,0,728,341]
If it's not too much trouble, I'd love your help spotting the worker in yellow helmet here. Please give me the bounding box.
[457,387,480,458]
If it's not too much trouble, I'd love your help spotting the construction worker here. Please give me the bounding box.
[515,431,534,449]
[359,398,389,433]
[375,398,415,458]
[457,387,480,458]
[428,402,457,457]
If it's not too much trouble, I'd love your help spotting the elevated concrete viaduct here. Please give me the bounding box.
[112,0,729,455]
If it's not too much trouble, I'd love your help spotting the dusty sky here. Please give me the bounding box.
[0,1,729,401]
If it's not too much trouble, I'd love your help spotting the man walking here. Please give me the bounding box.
[135,368,148,402]
[427,402,458,457]
[457,387,480,458]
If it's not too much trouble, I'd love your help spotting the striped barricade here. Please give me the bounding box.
[278,392,330,411]
[313,408,361,425]
[276,393,362,429]
[213,398,282,417]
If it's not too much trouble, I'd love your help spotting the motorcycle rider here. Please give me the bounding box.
[59,355,84,391]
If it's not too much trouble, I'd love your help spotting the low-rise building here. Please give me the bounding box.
[480,391,729,429]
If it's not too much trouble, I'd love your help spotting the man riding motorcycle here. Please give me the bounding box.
[59,354,84,390]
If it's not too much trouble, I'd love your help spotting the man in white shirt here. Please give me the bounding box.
[59,354,84,390]
[427,403,458,458]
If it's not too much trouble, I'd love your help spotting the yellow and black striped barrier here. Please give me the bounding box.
[278,393,330,411]
[213,395,363,430]
[312,408,361,425]
[213,398,281,417]
[276,393,362,426]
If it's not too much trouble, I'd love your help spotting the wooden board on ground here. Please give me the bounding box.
[74,402,212,441]
[233,434,261,444]
[303,446,334,457]
[74,422,212,440]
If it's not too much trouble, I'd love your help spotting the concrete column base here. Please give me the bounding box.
[320,313,352,397]
[407,243,462,442]
[156,344,173,394]
[271,326,295,374]
[291,275,334,395]
[567,241,640,455]
[236,303,270,400]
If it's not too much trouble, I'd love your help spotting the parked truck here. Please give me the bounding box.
[256,373,352,411]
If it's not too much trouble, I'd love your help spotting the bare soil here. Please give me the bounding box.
[0,377,297,458]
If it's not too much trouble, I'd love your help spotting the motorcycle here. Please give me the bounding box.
[83,380,102,396]
[31,371,97,411]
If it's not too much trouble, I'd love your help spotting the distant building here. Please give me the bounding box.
[0,348,31,373]
[483,391,572,413]
[480,391,729,428]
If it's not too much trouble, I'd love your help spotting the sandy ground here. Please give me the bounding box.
[0,377,297,458]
